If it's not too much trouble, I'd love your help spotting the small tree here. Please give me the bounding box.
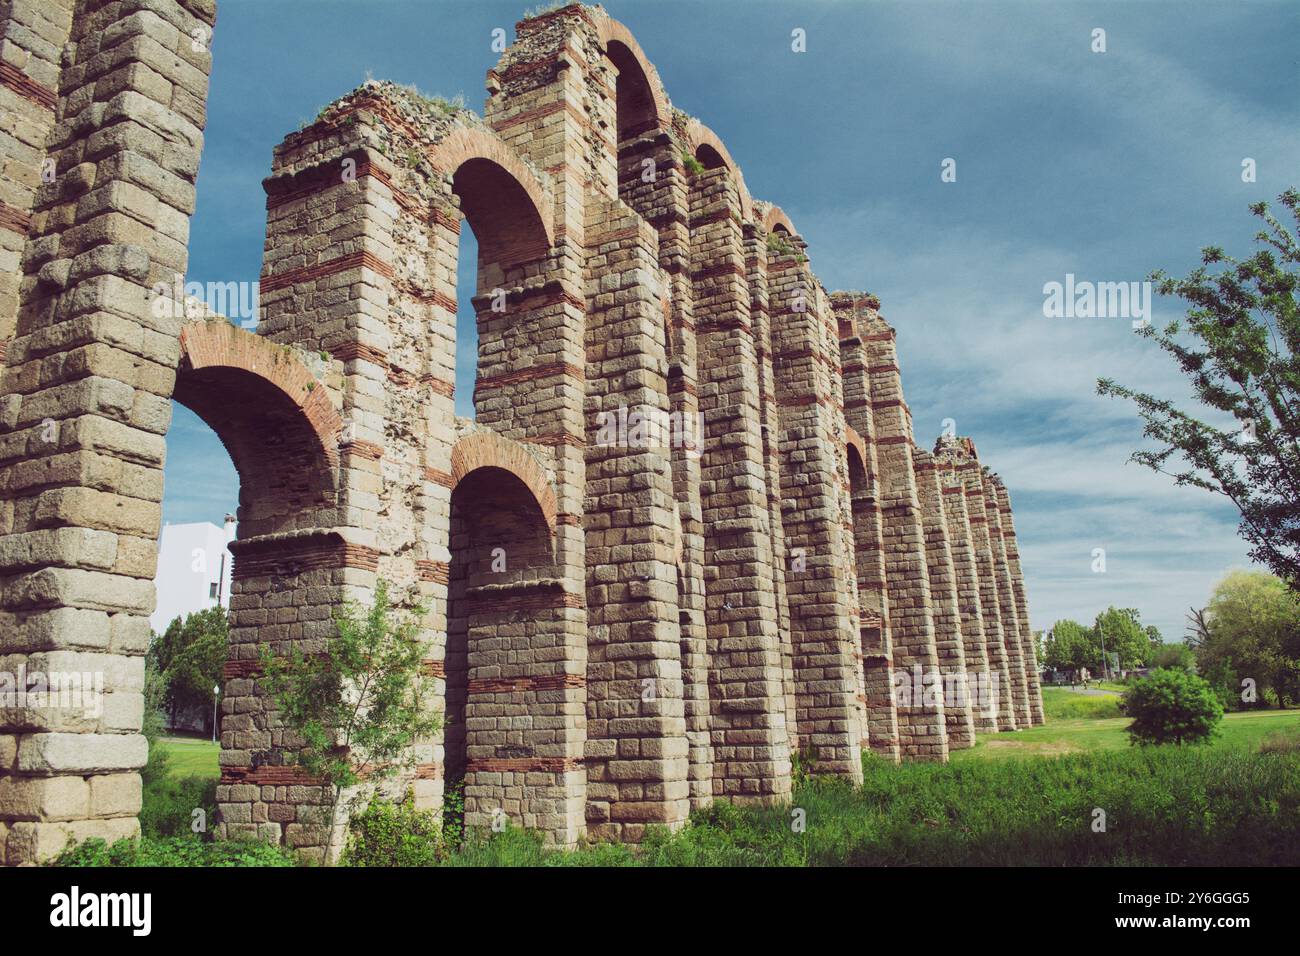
[1098,189,1300,589]
[148,607,228,732]
[1093,607,1156,671]
[1123,668,1224,745]
[1199,569,1300,708]
[259,581,442,854]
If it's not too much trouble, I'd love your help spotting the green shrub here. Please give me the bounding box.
[441,779,465,847]
[51,836,296,868]
[140,774,217,838]
[1124,668,1224,745]
[766,231,795,257]
[341,794,445,866]
[139,687,169,790]
[137,691,218,838]
[681,151,705,176]
[1150,642,1197,672]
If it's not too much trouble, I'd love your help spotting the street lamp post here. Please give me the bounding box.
[212,684,219,745]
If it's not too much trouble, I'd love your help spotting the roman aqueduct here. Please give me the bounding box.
[0,1,1043,863]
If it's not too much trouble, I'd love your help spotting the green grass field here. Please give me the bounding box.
[74,698,1298,866]
[954,690,1300,762]
[157,735,220,779]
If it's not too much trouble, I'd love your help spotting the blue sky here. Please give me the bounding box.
[168,0,1300,641]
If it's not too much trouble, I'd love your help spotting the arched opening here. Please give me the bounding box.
[694,143,726,171]
[847,441,897,756]
[603,31,666,215]
[444,461,561,834]
[452,158,550,286]
[429,140,556,436]
[147,323,342,840]
[452,156,552,418]
[170,321,340,766]
[150,400,238,741]
[606,39,658,144]
[426,131,583,843]
[847,443,872,596]
[172,364,337,539]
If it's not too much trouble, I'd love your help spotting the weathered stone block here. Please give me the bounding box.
[16,732,147,774]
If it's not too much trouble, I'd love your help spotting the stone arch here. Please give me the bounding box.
[845,424,869,475]
[449,429,558,537]
[428,126,555,265]
[168,320,351,857]
[174,320,341,538]
[763,204,798,237]
[694,143,726,171]
[680,119,753,221]
[427,125,572,436]
[443,429,579,842]
[596,16,670,140]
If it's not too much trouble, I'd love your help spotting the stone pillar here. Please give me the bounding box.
[581,196,689,840]
[484,10,610,841]
[769,240,863,780]
[993,476,1043,724]
[913,449,975,749]
[861,311,947,761]
[958,457,1017,731]
[835,295,899,761]
[614,120,714,810]
[0,0,74,356]
[231,92,429,860]
[934,441,997,732]
[745,224,798,757]
[984,471,1031,726]
[688,162,791,802]
[820,285,872,763]
[0,0,216,865]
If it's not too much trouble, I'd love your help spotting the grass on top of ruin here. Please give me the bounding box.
[56,710,1300,868]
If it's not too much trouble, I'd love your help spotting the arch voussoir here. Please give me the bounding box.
[450,429,558,535]
[429,125,556,250]
[178,320,343,472]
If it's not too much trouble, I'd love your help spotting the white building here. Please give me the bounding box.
[150,515,236,633]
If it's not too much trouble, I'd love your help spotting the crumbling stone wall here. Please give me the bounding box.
[0,1,1042,864]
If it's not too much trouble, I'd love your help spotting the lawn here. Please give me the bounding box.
[1041,687,1124,720]
[158,735,220,779]
[955,694,1300,762]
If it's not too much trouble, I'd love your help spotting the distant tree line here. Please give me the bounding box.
[1040,607,1163,676]
[1042,569,1300,710]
